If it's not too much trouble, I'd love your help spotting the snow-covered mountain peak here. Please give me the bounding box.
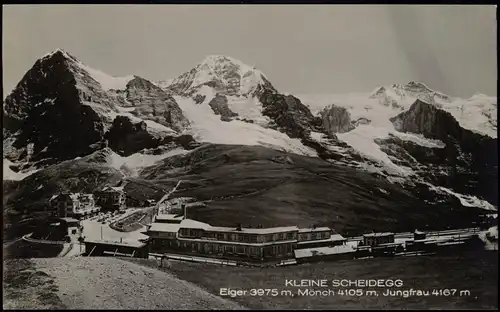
[404,80,432,91]
[153,79,174,90]
[370,81,453,108]
[166,54,275,97]
[40,48,79,62]
[469,92,496,101]
[199,54,258,76]
[38,49,135,91]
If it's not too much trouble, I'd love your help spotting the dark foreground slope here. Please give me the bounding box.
[3,257,245,310]
[134,144,485,235]
[3,259,66,310]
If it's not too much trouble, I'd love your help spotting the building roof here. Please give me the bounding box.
[297,234,346,245]
[414,230,426,234]
[83,238,146,248]
[174,218,298,234]
[179,219,212,230]
[294,245,356,259]
[363,232,395,238]
[156,214,184,221]
[101,186,125,192]
[331,234,346,241]
[298,227,331,233]
[69,193,81,200]
[50,193,75,201]
[149,222,181,233]
[373,242,403,248]
[60,217,80,223]
[205,226,299,235]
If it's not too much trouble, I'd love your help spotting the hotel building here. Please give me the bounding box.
[49,193,100,219]
[144,214,346,261]
[94,186,126,212]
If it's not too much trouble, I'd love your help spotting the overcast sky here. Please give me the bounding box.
[3,5,497,98]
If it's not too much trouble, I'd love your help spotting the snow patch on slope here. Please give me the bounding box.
[299,89,497,140]
[226,96,271,126]
[337,125,413,176]
[426,183,497,211]
[298,92,488,177]
[175,95,317,157]
[106,148,189,177]
[83,102,176,136]
[153,79,174,90]
[392,132,446,149]
[76,62,135,91]
[3,159,39,181]
[196,85,217,105]
[301,94,417,176]
[440,95,497,138]
[309,131,351,157]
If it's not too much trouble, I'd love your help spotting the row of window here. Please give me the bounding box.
[155,232,176,238]
[173,240,294,256]
[179,229,299,243]
[177,229,331,243]
[364,237,395,246]
[298,232,330,241]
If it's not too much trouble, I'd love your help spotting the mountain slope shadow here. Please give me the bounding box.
[133,144,485,235]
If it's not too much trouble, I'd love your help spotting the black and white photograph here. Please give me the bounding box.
[2,4,497,310]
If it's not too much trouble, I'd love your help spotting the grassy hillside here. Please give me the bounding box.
[133,144,485,235]
[4,144,487,237]
[3,150,123,226]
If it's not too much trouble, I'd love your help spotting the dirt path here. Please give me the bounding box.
[31,257,246,310]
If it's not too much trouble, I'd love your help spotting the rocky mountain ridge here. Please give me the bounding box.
[3,49,194,173]
[3,49,497,229]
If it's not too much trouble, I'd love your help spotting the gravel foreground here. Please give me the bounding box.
[30,257,246,310]
[3,259,66,310]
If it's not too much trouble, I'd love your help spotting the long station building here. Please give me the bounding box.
[143,214,346,261]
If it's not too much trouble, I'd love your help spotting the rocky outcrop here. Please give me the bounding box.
[352,117,371,127]
[388,99,498,205]
[105,116,161,156]
[193,94,206,104]
[3,50,194,170]
[258,89,322,139]
[320,104,355,134]
[125,77,189,132]
[208,94,238,120]
[105,116,197,156]
[3,50,109,166]
[391,99,461,139]
[370,87,402,109]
